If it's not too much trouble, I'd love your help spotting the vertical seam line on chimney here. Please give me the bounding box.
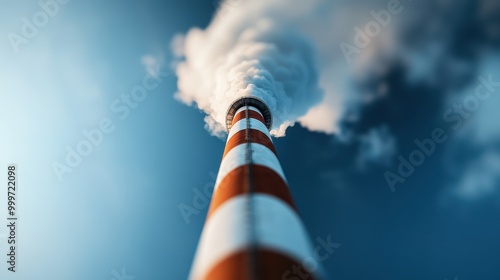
[245,104,257,280]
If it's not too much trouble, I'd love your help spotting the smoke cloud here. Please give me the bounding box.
[171,0,407,137]
[172,0,500,200]
[172,0,500,139]
[172,0,326,137]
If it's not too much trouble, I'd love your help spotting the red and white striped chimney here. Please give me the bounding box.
[189,97,320,280]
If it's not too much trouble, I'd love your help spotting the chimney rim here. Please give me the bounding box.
[226,96,273,132]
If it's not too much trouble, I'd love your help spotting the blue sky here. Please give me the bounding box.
[1,1,500,280]
[0,1,218,279]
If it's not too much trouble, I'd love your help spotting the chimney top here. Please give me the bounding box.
[226,97,272,132]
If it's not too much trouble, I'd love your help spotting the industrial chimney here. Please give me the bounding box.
[189,97,320,280]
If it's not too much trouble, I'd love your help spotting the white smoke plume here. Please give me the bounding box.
[171,0,404,137]
[172,0,500,140]
[172,0,500,200]
[171,0,335,137]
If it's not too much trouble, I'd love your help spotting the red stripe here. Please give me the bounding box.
[223,129,276,159]
[207,165,296,219]
[203,248,316,280]
[232,109,266,127]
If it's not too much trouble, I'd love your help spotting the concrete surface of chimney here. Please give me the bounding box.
[189,97,321,280]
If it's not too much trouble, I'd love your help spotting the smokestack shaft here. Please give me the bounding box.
[190,98,319,280]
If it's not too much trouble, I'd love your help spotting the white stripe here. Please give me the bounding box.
[227,118,271,142]
[249,114,272,143]
[248,106,264,117]
[234,106,247,116]
[234,106,264,118]
[215,143,285,190]
[189,194,317,280]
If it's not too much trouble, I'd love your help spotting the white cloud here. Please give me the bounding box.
[444,56,500,201]
[142,53,165,78]
[453,151,500,200]
[357,126,397,169]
